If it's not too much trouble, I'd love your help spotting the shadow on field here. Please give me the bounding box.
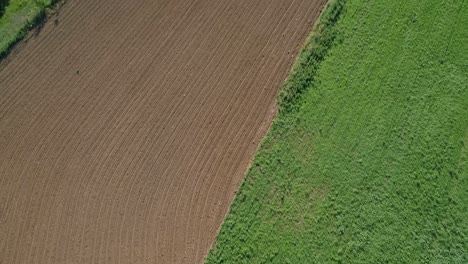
[33,1,61,37]
[0,0,10,18]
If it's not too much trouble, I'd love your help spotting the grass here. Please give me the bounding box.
[0,0,58,59]
[206,0,468,263]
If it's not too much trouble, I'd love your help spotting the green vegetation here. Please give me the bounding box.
[0,0,57,59]
[278,0,346,113]
[207,0,468,263]
[1,0,10,18]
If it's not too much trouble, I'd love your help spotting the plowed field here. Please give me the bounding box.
[0,0,325,263]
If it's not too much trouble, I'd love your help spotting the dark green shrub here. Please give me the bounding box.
[0,0,9,18]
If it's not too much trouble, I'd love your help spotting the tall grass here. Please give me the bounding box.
[0,0,59,60]
[278,0,346,113]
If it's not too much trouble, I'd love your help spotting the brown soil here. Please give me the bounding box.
[0,0,325,263]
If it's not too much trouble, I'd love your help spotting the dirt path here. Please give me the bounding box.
[0,0,325,263]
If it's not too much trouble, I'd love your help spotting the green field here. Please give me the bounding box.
[207,0,468,263]
[0,0,56,58]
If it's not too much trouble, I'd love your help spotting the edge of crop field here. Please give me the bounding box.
[0,0,64,60]
[205,0,347,262]
[278,0,346,113]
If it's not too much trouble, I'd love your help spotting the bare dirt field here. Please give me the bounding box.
[0,0,324,263]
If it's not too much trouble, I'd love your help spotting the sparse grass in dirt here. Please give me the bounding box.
[0,0,57,59]
[206,0,468,263]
